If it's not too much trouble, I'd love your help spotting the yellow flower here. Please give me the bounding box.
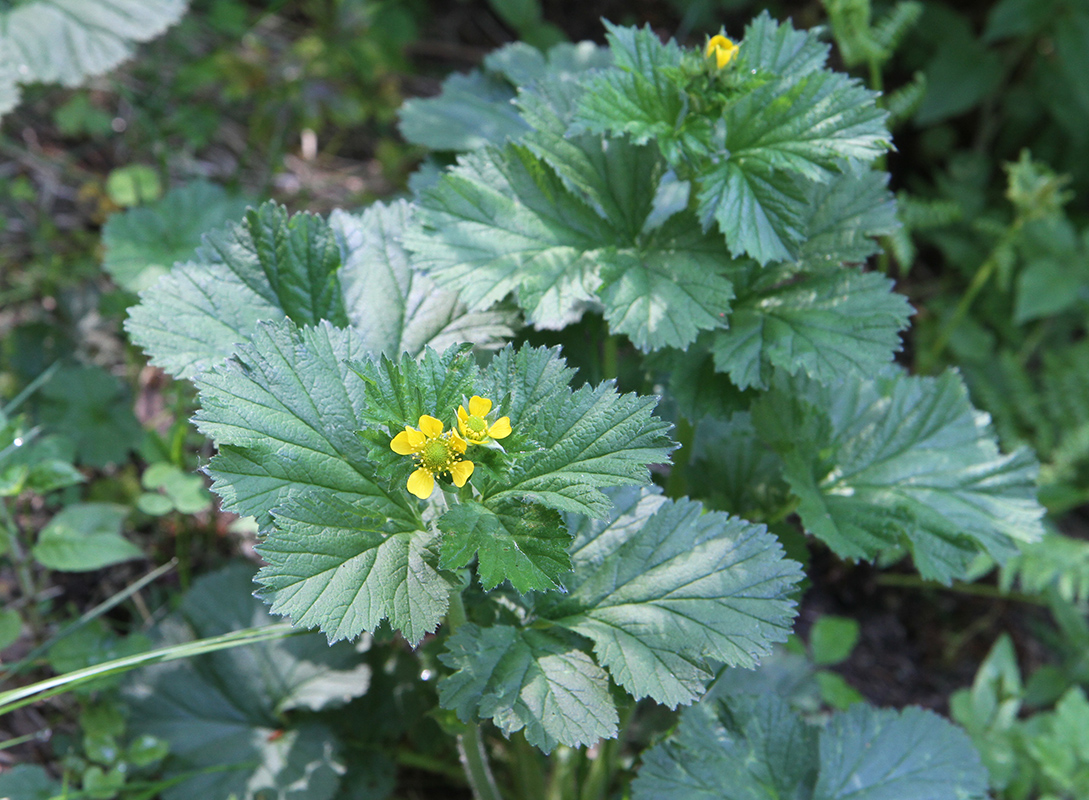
[390,414,474,499]
[705,34,739,69]
[456,396,512,446]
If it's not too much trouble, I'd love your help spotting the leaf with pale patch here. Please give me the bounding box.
[541,488,802,707]
[438,623,617,753]
[128,201,512,380]
[752,370,1046,583]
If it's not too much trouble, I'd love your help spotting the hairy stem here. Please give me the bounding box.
[447,588,503,800]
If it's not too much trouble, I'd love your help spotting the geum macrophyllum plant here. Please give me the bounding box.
[122,12,1041,800]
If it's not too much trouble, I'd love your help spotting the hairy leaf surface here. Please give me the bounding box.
[439,624,617,753]
[753,371,1045,582]
[544,488,802,707]
[710,269,911,389]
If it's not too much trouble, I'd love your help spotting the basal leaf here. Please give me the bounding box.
[197,203,348,328]
[257,492,454,646]
[398,41,610,152]
[799,169,898,265]
[709,269,912,389]
[633,694,988,800]
[438,623,617,753]
[632,694,818,800]
[407,138,735,349]
[102,181,250,293]
[544,488,802,707]
[126,563,365,800]
[813,705,989,800]
[0,0,187,89]
[128,200,511,380]
[753,370,1046,583]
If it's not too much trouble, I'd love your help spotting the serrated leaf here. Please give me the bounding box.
[813,705,989,799]
[735,12,831,79]
[486,378,674,518]
[799,169,899,265]
[351,344,478,434]
[407,138,735,348]
[127,200,512,380]
[257,492,453,647]
[698,162,810,264]
[543,488,802,707]
[32,503,141,572]
[710,269,912,389]
[0,0,187,89]
[438,623,617,753]
[632,694,818,800]
[398,41,610,152]
[633,694,988,800]
[572,21,686,146]
[438,501,571,593]
[102,181,250,293]
[753,370,1046,583]
[127,563,365,800]
[721,71,888,182]
[192,320,414,528]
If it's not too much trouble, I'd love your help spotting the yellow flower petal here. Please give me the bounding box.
[457,405,469,425]
[391,428,422,454]
[488,416,512,440]
[406,468,435,499]
[449,460,474,487]
[706,34,738,69]
[468,395,492,417]
[449,428,468,453]
[418,415,444,438]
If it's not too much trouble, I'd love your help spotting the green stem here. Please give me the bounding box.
[580,700,636,800]
[447,589,503,800]
[601,334,619,384]
[509,733,547,800]
[921,224,1020,372]
[0,500,39,631]
[665,416,694,500]
[875,573,1046,606]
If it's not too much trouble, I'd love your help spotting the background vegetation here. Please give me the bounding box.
[1,0,1088,797]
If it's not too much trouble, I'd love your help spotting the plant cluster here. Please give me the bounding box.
[0,2,1086,800]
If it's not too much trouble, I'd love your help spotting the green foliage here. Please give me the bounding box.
[127,200,513,380]
[753,370,1043,582]
[126,563,371,800]
[32,503,141,572]
[102,180,251,293]
[633,693,988,799]
[0,0,188,116]
[400,40,611,153]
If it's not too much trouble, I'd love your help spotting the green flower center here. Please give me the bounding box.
[465,416,487,435]
[420,438,458,471]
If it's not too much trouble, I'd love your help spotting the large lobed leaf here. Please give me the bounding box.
[439,624,617,754]
[572,14,889,265]
[753,370,1045,583]
[439,488,803,750]
[192,320,452,644]
[632,694,988,800]
[710,268,911,390]
[127,200,512,380]
[0,0,187,112]
[543,487,803,708]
